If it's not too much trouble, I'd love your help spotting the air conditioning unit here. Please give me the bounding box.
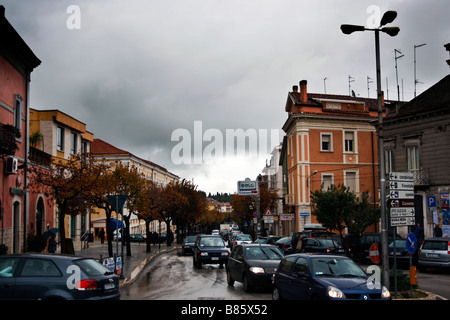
[6,156,18,174]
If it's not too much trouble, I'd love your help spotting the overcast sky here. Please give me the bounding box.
[3,0,449,194]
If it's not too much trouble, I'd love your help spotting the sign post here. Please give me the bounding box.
[237,178,260,239]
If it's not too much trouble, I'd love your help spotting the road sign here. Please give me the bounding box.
[390,207,415,217]
[406,233,417,254]
[389,172,414,182]
[299,212,310,216]
[427,196,436,208]
[237,178,258,195]
[389,181,414,190]
[388,199,415,208]
[369,242,380,264]
[390,216,415,227]
[389,190,414,199]
[263,208,273,216]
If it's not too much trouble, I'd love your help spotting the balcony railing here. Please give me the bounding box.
[29,146,52,167]
[413,168,430,186]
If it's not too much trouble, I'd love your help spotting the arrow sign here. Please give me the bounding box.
[388,199,415,208]
[406,233,417,254]
[389,172,414,182]
[390,216,415,227]
[389,181,414,190]
[390,207,415,217]
[390,190,414,199]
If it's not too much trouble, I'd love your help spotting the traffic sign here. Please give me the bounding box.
[369,242,380,264]
[406,233,417,254]
[427,196,436,208]
[390,216,415,227]
[389,190,414,199]
[390,207,415,217]
[389,172,414,182]
[389,181,414,190]
[388,199,415,208]
[264,208,273,216]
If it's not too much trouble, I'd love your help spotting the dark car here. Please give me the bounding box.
[389,239,412,268]
[182,235,197,255]
[358,232,402,263]
[192,235,229,269]
[301,238,345,255]
[272,254,391,300]
[0,254,120,300]
[275,237,293,255]
[253,236,281,245]
[129,234,146,243]
[227,244,284,292]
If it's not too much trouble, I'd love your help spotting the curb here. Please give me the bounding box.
[392,290,448,300]
[119,246,179,288]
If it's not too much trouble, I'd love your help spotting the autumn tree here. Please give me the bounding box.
[29,153,109,253]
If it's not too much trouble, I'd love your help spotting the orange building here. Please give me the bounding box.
[282,80,389,233]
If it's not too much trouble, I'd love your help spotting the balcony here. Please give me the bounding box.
[0,123,20,156]
[29,146,52,167]
[413,168,430,186]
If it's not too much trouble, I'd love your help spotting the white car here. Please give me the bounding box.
[212,229,220,235]
[233,234,253,246]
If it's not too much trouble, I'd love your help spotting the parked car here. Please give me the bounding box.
[272,254,391,300]
[182,236,197,255]
[192,235,229,269]
[129,234,146,243]
[275,237,293,255]
[253,236,281,245]
[388,239,412,268]
[357,231,402,263]
[233,234,253,246]
[212,229,220,236]
[417,237,450,272]
[301,238,345,255]
[0,254,120,300]
[227,244,284,292]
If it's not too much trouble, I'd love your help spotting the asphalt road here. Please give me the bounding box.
[120,249,272,300]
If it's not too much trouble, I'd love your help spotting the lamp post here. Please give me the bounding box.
[341,10,400,289]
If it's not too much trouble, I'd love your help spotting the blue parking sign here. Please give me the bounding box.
[427,196,436,208]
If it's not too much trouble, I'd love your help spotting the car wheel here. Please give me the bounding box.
[243,274,252,293]
[227,269,235,286]
[272,287,282,300]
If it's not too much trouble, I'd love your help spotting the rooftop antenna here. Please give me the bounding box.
[348,75,355,96]
[414,43,426,97]
[394,49,404,101]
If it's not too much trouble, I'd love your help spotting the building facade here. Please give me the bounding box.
[0,6,43,253]
[281,80,390,233]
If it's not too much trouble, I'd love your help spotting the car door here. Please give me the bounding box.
[229,246,244,282]
[0,257,22,299]
[275,256,297,299]
[290,257,312,299]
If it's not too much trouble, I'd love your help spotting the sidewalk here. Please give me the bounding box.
[75,240,179,288]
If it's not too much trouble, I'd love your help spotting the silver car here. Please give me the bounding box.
[418,237,450,272]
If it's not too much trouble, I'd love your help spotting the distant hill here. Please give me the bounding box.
[207,192,232,203]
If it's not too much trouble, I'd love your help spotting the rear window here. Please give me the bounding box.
[422,240,449,251]
[76,258,112,276]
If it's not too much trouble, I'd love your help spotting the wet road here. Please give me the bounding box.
[120,249,272,300]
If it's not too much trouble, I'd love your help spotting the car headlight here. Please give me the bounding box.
[381,286,391,299]
[249,267,265,274]
[200,252,208,256]
[221,252,229,256]
[327,286,345,299]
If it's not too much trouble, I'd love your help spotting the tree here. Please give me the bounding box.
[310,184,380,240]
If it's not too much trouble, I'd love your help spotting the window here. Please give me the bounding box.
[14,94,23,134]
[407,146,419,171]
[320,133,332,152]
[70,132,77,154]
[293,257,309,276]
[57,127,64,151]
[20,258,62,277]
[344,131,354,152]
[81,140,88,154]
[344,171,357,193]
[321,174,333,191]
[385,149,394,174]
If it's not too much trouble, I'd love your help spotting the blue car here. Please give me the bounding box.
[272,254,391,300]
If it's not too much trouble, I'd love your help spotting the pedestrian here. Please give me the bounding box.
[415,223,424,244]
[46,234,57,253]
[99,228,105,244]
[433,223,443,237]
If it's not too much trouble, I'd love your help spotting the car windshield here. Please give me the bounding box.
[310,257,366,278]
[317,239,340,247]
[245,247,283,260]
[253,238,266,244]
[237,235,252,241]
[185,236,197,243]
[422,240,448,251]
[76,258,114,276]
[200,237,225,247]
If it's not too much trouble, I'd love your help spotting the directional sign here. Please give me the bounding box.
[389,181,414,190]
[388,199,415,208]
[389,172,414,182]
[389,190,414,199]
[406,233,417,254]
[390,216,415,227]
[390,207,415,217]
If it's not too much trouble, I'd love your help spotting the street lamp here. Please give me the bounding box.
[341,10,400,289]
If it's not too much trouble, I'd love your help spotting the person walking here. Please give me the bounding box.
[99,228,105,244]
[433,223,443,237]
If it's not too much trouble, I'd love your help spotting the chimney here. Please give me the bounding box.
[292,85,298,93]
[445,43,450,67]
[300,80,307,103]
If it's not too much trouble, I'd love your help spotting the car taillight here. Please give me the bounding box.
[77,279,98,291]
[448,241,450,255]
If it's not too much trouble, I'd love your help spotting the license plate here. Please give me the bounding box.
[426,253,440,258]
[104,283,116,290]
[211,257,219,261]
